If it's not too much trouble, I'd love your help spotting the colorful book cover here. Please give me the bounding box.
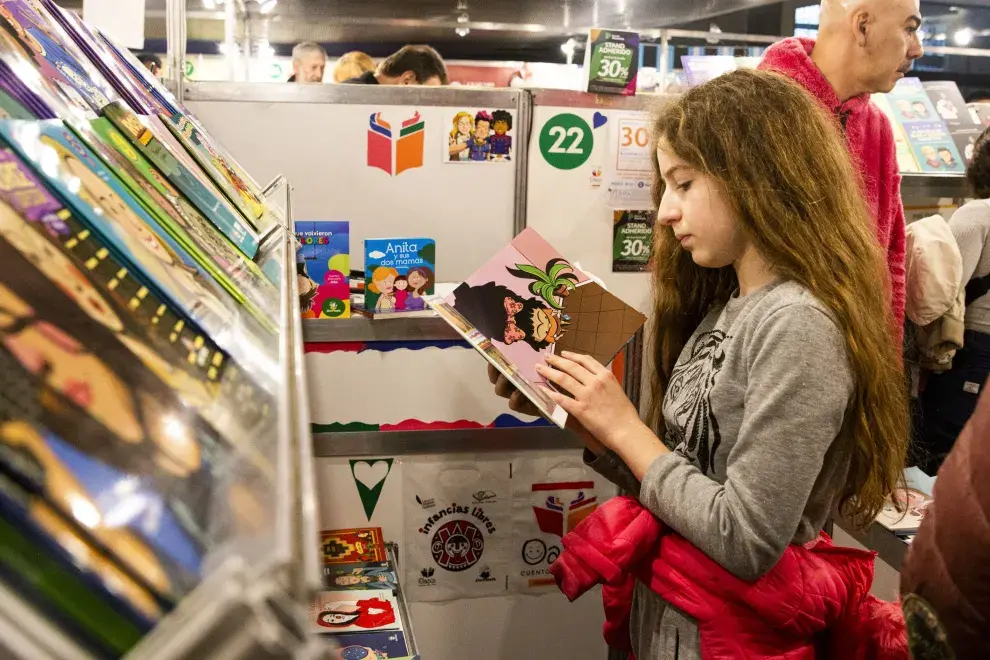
[296,221,350,319]
[924,80,984,164]
[0,230,237,586]
[321,528,388,565]
[428,228,647,428]
[0,119,277,355]
[0,145,276,445]
[364,238,435,314]
[886,78,965,174]
[310,591,401,634]
[0,0,115,115]
[0,472,157,657]
[102,101,261,259]
[162,112,271,231]
[324,564,398,592]
[328,631,409,659]
[872,94,921,173]
[84,117,279,321]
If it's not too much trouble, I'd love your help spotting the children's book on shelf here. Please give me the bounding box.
[923,80,984,165]
[328,631,410,659]
[872,94,921,173]
[427,228,647,427]
[364,238,436,314]
[322,527,389,565]
[0,140,276,447]
[295,221,350,319]
[310,591,401,634]
[885,78,966,174]
[101,101,262,259]
[0,0,116,116]
[972,102,990,127]
[0,119,277,355]
[325,564,398,592]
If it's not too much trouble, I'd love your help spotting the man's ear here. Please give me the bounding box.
[854,10,870,47]
[400,71,417,85]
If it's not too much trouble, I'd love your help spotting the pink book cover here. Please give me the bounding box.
[428,228,646,427]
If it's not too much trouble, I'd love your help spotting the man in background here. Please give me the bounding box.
[759,0,925,335]
[345,45,446,86]
[137,52,162,79]
[288,41,326,83]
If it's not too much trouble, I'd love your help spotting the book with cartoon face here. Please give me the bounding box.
[0,119,278,367]
[0,145,276,450]
[886,77,966,174]
[328,631,410,660]
[364,238,435,314]
[0,229,260,601]
[325,564,398,592]
[310,590,401,634]
[428,228,647,427]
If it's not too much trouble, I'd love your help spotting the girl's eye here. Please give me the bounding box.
[677,181,692,192]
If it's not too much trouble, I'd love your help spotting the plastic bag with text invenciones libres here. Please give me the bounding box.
[402,456,511,602]
[509,452,616,594]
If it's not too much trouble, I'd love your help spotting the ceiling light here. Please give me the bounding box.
[203,0,216,8]
[457,12,469,24]
[455,26,470,37]
[707,22,722,45]
[954,27,974,46]
[219,42,240,56]
[561,38,577,57]
[259,0,277,14]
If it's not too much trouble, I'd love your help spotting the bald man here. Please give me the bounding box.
[760,0,924,337]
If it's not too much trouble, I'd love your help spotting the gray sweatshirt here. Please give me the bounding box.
[949,199,990,334]
[587,280,855,660]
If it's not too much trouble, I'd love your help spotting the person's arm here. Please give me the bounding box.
[948,201,990,284]
[584,448,644,495]
[632,305,853,580]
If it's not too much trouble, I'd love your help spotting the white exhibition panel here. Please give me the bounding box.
[305,347,540,427]
[315,455,609,660]
[525,92,663,314]
[186,84,520,281]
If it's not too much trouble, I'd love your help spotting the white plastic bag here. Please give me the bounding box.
[402,455,511,602]
[509,451,616,594]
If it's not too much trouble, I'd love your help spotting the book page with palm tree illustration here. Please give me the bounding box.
[427,228,646,427]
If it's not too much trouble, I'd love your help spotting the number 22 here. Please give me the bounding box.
[547,126,585,154]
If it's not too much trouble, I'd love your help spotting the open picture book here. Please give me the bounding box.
[427,228,647,427]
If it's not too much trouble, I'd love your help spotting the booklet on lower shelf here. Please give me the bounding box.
[426,228,647,428]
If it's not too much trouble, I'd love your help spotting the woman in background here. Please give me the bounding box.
[332,51,375,84]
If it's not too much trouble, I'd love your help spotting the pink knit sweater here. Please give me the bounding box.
[759,37,907,336]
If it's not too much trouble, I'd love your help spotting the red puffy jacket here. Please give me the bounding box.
[549,496,907,660]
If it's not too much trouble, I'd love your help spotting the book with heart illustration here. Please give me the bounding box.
[427,228,647,428]
[310,590,402,635]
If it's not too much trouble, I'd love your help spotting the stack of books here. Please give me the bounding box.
[315,527,418,659]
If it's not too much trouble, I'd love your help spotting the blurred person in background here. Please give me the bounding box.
[919,126,990,472]
[136,52,162,79]
[288,41,326,83]
[901,377,990,660]
[344,45,447,86]
[759,0,925,337]
[332,51,375,83]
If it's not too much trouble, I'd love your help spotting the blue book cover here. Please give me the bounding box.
[887,78,966,174]
[295,221,350,319]
[364,238,436,314]
[329,631,409,659]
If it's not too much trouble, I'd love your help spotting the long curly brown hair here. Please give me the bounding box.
[648,69,909,527]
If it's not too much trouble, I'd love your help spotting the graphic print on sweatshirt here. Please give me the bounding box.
[664,330,727,475]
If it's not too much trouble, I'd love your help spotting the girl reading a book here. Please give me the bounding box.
[489,70,908,659]
[369,266,398,312]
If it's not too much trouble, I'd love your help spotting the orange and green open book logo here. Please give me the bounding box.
[367,111,425,177]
